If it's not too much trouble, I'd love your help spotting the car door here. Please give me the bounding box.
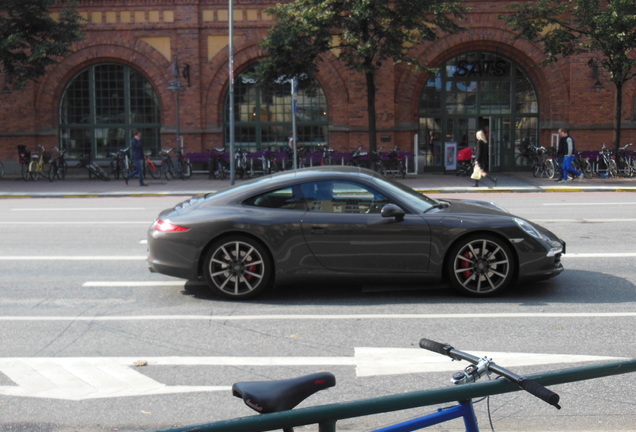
[300,180,431,273]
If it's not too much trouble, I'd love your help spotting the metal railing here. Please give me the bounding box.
[151,358,636,432]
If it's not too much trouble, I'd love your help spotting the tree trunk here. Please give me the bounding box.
[612,81,623,154]
[365,69,377,153]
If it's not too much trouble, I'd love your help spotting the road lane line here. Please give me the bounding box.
[0,256,146,260]
[1,312,635,321]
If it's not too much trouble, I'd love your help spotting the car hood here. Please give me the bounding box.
[437,198,510,216]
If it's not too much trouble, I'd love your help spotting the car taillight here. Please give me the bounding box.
[152,219,190,232]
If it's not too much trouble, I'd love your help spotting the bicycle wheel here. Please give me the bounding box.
[29,162,41,181]
[545,161,555,179]
[532,161,541,177]
[582,160,593,179]
[183,160,192,178]
[21,164,29,181]
[148,161,161,179]
[93,164,110,181]
[58,161,68,180]
[48,162,57,182]
[608,159,618,178]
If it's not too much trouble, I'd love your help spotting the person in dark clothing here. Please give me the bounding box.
[125,131,148,186]
[556,128,583,183]
[473,126,497,187]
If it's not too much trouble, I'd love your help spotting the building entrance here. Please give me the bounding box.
[418,51,539,171]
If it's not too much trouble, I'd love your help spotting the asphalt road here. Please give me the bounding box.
[0,193,634,432]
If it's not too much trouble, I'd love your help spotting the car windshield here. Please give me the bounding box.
[371,176,438,212]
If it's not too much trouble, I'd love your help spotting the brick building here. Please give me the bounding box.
[1,0,635,175]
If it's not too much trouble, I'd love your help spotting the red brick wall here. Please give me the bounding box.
[1,0,635,171]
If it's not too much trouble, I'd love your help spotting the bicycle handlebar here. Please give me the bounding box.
[419,338,561,409]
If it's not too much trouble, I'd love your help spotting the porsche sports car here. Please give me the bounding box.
[147,166,565,299]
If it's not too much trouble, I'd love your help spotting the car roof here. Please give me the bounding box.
[204,166,383,202]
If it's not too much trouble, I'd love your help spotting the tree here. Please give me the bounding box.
[501,0,636,152]
[0,0,84,91]
[256,0,467,152]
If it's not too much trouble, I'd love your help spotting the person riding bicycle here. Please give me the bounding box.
[556,128,583,183]
[125,131,148,186]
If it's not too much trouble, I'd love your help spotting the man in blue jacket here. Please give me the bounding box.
[556,128,583,183]
[125,131,148,186]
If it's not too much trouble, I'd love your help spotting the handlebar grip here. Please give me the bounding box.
[519,379,561,409]
[419,338,453,356]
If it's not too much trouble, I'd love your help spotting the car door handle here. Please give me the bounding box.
[310,226,327,235]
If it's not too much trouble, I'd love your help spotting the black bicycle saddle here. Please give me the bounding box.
[232,372,336,413]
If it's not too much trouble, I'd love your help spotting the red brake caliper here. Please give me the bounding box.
[461,251,473,278]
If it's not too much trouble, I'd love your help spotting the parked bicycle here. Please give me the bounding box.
[145,152,161,179]
[0,160,4,178]
[158,148,176,180]
[615,143,634,177]
[47,147,68,181]
[597,143,618,178]
[17,145,31,181]
[235,148,250,179]
[531,145,555,178]
[348,146,367,168]
[208,147,228,180]
[572,151,593,179]
[173,147,192,180]
[320,146,335,166]
[108,147,131,180]
[27,145,51,181]
[384,146,406,179]
[78,152,110,181]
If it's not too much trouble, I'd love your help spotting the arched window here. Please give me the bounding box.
[419,51,538,170]
[226,66,329,150]
[59,63,161,159]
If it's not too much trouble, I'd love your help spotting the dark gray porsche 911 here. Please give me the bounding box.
[147,166,565,299]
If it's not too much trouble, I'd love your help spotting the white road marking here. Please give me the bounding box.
[10,208,146,211]
[0,351,628,400]
[542,202,636,206]
[83,281,189,287]
[0,256,146,260]
[1,312,635,321]
[0,221,149,225]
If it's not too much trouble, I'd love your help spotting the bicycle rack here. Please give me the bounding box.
[149,358,636,432]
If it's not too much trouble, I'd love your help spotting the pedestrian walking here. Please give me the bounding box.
[556,128,583,183]
[125,131,148,186]
[473,125,497,187]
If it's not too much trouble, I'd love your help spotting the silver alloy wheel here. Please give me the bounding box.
[449,235,514,296]
[205,238,270,299]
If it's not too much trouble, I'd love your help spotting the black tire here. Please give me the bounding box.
[203,236,272,299]
[57,161,67,180]
[21,163,29,181]
[148,162,161,179]
[447,234,515,297]
[48,162,57,182]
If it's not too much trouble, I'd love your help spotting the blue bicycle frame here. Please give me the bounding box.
[372,400,478,432]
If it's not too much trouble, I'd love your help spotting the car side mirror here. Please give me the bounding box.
[381,203,405,222]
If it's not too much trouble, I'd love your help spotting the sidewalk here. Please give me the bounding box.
[1,170,635,198]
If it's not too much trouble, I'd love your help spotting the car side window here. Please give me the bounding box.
[244,186,307,210]
[301,181,389,213]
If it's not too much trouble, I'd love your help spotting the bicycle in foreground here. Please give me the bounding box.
[152,340,636,432]
[231,339,560,432]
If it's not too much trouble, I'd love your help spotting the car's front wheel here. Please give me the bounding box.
[447,234,515,296]
[203,236,272,299]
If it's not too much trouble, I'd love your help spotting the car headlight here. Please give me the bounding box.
[514,217,541,239]
[514,217,563,256]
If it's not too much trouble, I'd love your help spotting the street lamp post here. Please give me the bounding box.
[168,56,186,153]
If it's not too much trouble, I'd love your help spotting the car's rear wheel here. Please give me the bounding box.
[203,236,272,299]
[447,234,515,296]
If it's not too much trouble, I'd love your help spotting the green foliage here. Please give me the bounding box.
[0,0,85,90]
[256,0,467,82]
[501,0,636,85]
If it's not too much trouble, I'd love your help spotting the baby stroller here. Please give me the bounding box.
[456,147,474,176]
